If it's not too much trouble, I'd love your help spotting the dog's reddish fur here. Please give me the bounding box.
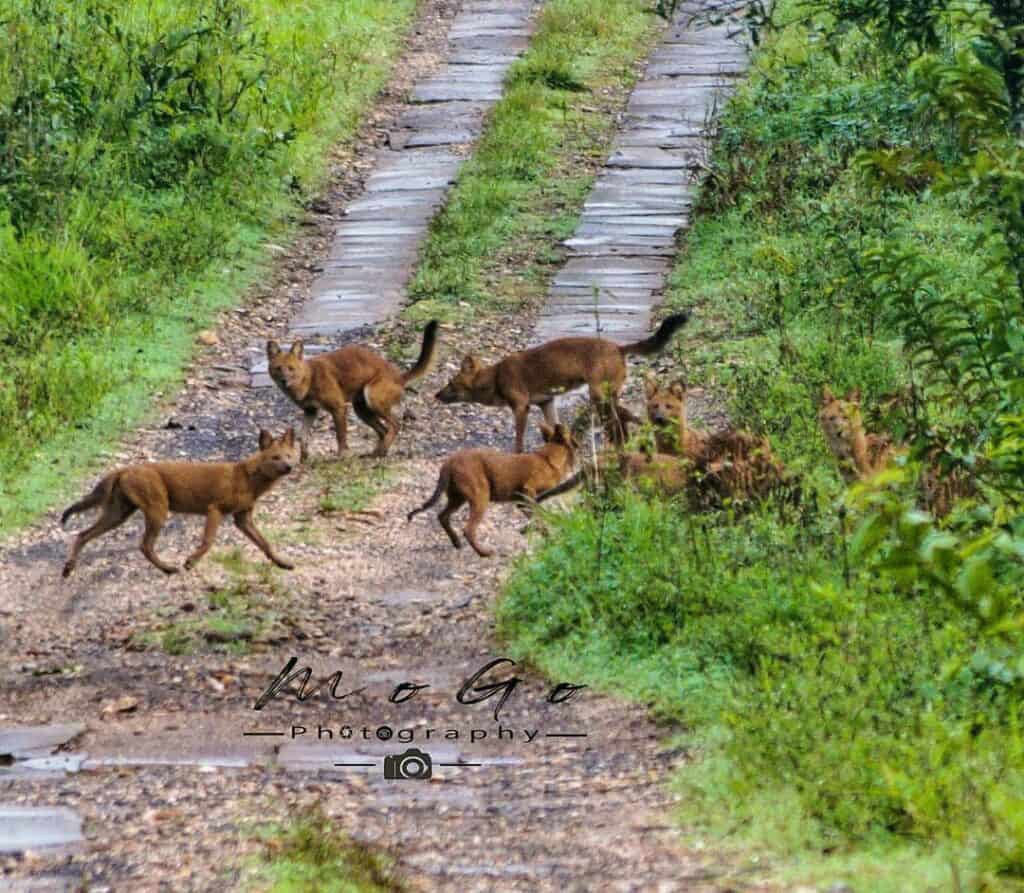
[644,375,790,501]
[61,429,299,577]
[435,313,690,452]
[268,320,438,460]
[408,423,579,557]
[818,385,972,516]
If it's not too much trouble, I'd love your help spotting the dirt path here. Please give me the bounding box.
[1,3,757,891]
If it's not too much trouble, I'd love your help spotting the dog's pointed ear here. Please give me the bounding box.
[460,355,479,375]
[539,423,555,442]
[290,339,304,360]
[284,427,296,446]
[258,428,272,450]
[644,374,658,399]
[267,340,281,360]
[846,387,862,403]
[670,380,686,399]
[820,385,834,405]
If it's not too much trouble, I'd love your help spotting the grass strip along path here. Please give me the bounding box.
[405,0,661,326]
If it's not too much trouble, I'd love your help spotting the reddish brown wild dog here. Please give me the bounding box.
[407,423,579,557]
[435,313,690,452]
[644,374,791,502]
[817,386,896,483]
[61,428,300,577]
[267,320,439,460]
[817,385,972,516]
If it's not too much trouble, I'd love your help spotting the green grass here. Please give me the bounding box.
[500,494,1024,889]
[250,806,403,893]
[134,549,290,655]
[0,0,417,536]
[499,0,1024,887]
[405,0,659,324]
[311,457,394,516]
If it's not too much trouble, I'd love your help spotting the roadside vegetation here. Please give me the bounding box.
[251,805,403,893]
[0,0,416,533]
[501,0,1024,888]
[405,0,659,323]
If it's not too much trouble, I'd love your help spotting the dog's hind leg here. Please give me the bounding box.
[184,508,222,570]
[62,495,136,578]
[140,508,177,575]
[438,494,465,549]
[360,382,401,457]
[463,497,493,558]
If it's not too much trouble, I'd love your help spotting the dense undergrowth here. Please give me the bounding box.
[501,0,1024,888]
[405,0,657,323]
[0,0,416,532]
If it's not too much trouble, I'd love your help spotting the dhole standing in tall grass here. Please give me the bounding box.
[61,428,300,577]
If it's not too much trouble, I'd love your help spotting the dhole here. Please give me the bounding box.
[817,385,972,516]
[818,386,896,482]
[407,423,579,557]
[435,313,690,452]
[644,375,792,502]
[267,320,439,460]
[61,428,300,577]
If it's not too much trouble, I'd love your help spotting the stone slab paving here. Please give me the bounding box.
[250,0,540,385]
[533,2,748,343]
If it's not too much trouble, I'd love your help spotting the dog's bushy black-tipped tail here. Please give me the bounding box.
[61,477,110,527]
[621,311,691,357]
[535,471,584,504]
[407,465,449,522]
[402,320,440,385]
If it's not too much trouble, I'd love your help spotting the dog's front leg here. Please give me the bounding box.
[301,408,318,461]
[512,403,530,453]
[234,510,294,570]
[330,404,348,454]
[185,508,222,570]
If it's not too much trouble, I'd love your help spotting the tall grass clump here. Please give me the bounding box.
[0,0,415,532]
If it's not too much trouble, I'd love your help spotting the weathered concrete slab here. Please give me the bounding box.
[0,807,83,854]
[0,724,85,759]
[533,4,746,344]
[250,1,540,372]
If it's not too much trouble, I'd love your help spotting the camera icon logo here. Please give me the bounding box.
[383,747,432,781]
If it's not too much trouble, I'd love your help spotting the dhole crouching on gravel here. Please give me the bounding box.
[435,313,690,452]
[407,423,579,557]
[267,320,439,460]
[61,428,300,577]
